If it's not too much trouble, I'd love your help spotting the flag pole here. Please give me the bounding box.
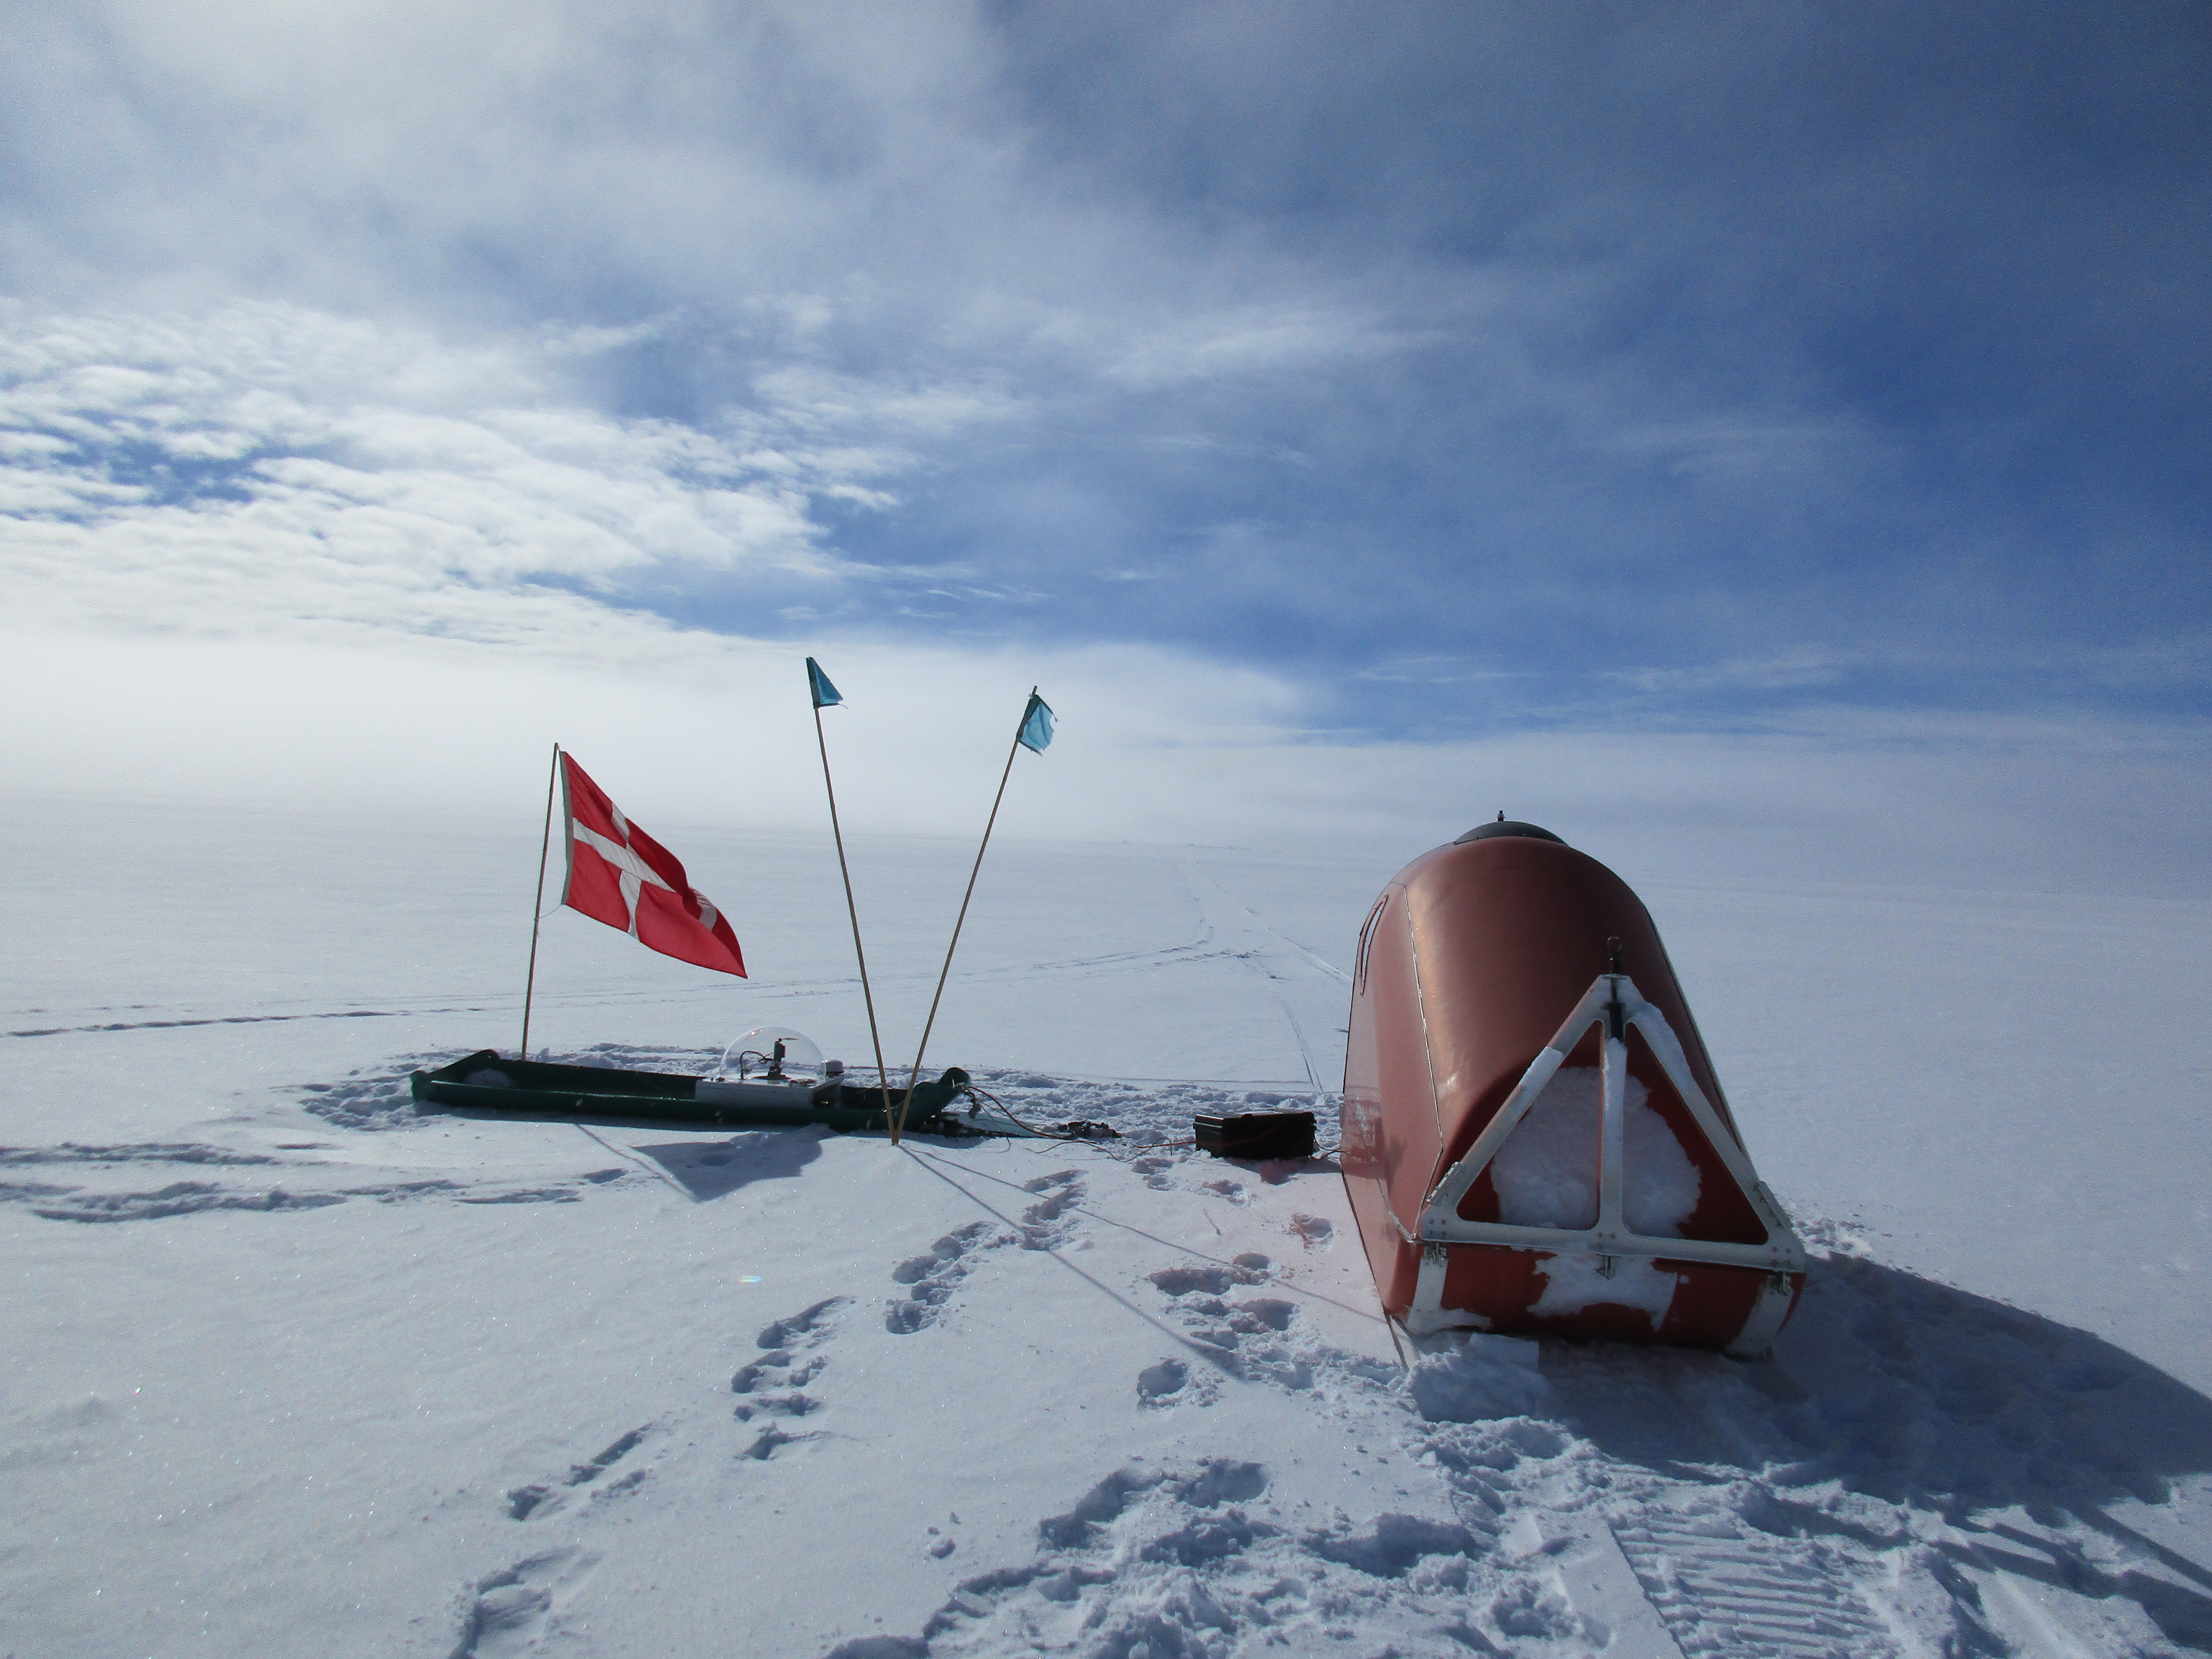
[893,687,1035,1144]
[519,742,560,1062]
[811,693,895,1127]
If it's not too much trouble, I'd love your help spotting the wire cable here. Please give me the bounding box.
[960,1082,1115,1143]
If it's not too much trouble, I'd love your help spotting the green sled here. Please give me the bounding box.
[409,1050,971,1133]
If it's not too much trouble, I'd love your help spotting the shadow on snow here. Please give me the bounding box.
[1539,1252,2212,1649]
[630,1130,825,1202]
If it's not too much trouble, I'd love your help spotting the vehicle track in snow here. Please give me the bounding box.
[1176,863,1350,1097]
[0,1110,641,1221]
[4,1003,501,1039]
[1,928,1246,1044]
[1607,1499,1905,1657]
[1502,1238,2212,1658]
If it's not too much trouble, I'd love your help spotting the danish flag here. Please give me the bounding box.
[558,754,746,977]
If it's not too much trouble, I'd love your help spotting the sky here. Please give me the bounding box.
[3,1,2209,891]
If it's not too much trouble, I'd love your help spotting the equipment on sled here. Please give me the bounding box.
[1341,819,1805,1358]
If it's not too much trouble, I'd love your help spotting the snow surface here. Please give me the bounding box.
[5,796,2212,1658]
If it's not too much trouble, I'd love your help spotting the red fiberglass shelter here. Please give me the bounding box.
[1341,819,1805,1357]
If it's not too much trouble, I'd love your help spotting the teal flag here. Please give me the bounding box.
[1017,692,1055,754]
[806,657,843,710]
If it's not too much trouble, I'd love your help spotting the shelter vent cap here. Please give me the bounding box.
[1454,819,1567,846]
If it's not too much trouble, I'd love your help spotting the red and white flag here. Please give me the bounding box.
[558,754,746,977]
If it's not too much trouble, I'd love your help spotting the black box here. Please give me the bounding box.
[1193,1111,1316,1161]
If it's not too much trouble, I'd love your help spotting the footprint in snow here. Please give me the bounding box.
[450,1547,596,1658]
[1136,1359,1188,1404]
[1148,1256,1267,1297]
[1017,1169,1085,1249]
[1147,1256,1313,1389]
[754,1296,848,1350]
[1135,1356,1221,1410]
[303,1067,426,1131]
[1130,1155,1177,1191]
[734,1297,849,1457]
[886,1221,1011,1334]
[838,1456,1500,1659]
[504,1425,653,1521]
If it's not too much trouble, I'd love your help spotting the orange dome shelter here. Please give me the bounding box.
[1341,820,1805,1357]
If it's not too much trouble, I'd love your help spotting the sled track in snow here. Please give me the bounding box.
[6,863,1354,1070]
[1179,862,1349,1095]
[0,1124,640,1222]
[1610,1506,1903,1658]
[4,1003,498,1038]
[1,918,1262,1045]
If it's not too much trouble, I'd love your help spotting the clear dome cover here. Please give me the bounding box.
[718,1027,823,1082]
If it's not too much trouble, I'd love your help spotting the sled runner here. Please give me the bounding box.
[1341,820,1805,1358]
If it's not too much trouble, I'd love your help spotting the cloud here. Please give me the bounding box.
[1611,649,1865,697]
[0,299,957,653]
[1100,301,1420,390]
[1604,416,1890,484]
[2,4,2208,891]
[5,620,2205,900]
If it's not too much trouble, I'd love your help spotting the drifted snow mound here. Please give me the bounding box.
[1489,1066,1701,1236]
[1408,1334,1552,1422]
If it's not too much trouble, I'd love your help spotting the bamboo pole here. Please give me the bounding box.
[892,688,1034,1144]
[812,699,895,1127]
[518,742,560,1061]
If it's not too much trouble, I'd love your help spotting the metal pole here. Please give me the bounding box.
[814,701,894,1127]
[893,688,1033,1144]
[519,742,560,1061]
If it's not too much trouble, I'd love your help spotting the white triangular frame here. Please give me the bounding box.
[1405,970,1806,1356]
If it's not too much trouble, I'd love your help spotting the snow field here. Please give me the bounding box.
[5,799,2211,1656]
[10,1056,2210,1657]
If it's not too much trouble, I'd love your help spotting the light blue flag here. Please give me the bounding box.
[806,657,842,710]
[1017,692,1055,754]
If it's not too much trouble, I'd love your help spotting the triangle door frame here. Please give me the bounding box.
[1404,969,1807,1337]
